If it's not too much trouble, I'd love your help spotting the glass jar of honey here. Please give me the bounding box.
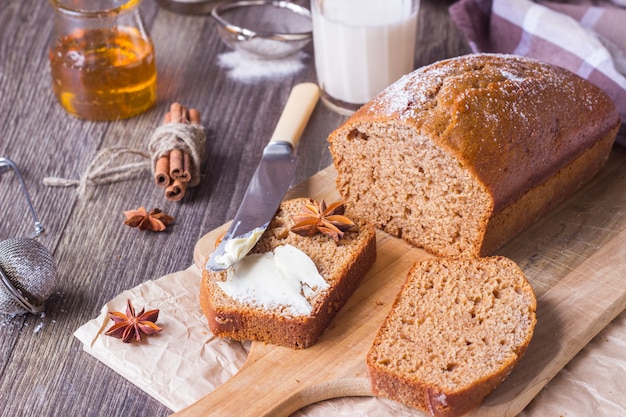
[49,0,157,121]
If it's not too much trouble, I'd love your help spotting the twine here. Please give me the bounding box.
[43,122,206,197]
[149,122,205,187]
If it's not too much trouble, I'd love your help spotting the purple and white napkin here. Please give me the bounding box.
[449,0,626,145]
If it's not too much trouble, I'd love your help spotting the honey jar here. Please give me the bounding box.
[49,0,157,121]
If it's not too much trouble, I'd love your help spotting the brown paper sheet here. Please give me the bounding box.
[74,265,626,416]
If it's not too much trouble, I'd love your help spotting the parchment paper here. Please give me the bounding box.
[74,263,626,416]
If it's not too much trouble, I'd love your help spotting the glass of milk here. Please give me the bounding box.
[311,0,419,115]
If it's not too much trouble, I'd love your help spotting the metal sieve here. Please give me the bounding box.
[0,157,57,316]
[0,238,56,315]
[211,0,313,59]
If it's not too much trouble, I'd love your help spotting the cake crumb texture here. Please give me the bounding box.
[367,256,537,417]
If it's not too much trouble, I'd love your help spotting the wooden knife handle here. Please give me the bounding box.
[269,82,320,149]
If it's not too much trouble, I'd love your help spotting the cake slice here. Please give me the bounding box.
[200,198,377,349]
[367,256,537,417]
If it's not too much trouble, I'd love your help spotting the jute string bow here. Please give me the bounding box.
[43,103,205,201]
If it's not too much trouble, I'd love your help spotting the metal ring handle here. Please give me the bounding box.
[0,157,45,238]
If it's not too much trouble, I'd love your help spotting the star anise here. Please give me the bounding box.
[290,199,355,242]
[123,207,174,232]
[105,299,162,343]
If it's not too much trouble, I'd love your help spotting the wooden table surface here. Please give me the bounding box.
[0,1,623,416]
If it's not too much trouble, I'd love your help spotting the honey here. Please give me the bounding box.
[49,26,156,121]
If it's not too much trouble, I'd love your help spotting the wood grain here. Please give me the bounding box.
[5,0,624,416]
[180,147,626,416]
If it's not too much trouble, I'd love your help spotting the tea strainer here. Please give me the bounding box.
[0,157,57,315]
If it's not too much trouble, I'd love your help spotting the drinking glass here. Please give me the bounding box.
[311,0,419,115]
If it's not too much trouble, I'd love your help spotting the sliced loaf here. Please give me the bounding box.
[367,256,537,417]
[200,198,377,349]
[328,53,620,257]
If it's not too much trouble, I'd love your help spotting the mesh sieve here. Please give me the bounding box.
[0,157,57,316]
[211,0,313,59]
[0,238,57,315]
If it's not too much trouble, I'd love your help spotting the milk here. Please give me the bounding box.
[312,0,418,113]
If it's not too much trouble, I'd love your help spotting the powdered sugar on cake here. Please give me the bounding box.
[371,53,576,123]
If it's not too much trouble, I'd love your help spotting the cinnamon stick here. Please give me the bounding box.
[165,179,187,202]
[170,102,183,123]
[189,108,201,124]
[169,148,184,180]
[154,156,170,187]
[179,151,191,183]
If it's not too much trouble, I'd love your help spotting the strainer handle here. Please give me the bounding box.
[269,83,320,149]
[0,157,45,238]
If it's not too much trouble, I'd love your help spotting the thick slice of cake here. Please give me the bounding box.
[367,256,537,417]
[200,198,377,349]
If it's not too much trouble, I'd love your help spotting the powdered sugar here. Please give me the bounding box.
[33,319,45,333]
[217,50,307,83]
[370,53,571,122]
[372,64,450,121]
[500,69,526,82]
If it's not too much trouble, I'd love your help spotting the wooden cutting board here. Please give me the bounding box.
[175,147,626,417]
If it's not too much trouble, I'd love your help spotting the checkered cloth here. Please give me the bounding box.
[449,0,626,145]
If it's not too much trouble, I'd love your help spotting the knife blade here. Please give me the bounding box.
[206,82,320,272]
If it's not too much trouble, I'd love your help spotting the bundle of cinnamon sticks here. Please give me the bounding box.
[154,103,200,201]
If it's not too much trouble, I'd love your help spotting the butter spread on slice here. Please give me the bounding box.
[217,244,329,316]
[212,226,266,270]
